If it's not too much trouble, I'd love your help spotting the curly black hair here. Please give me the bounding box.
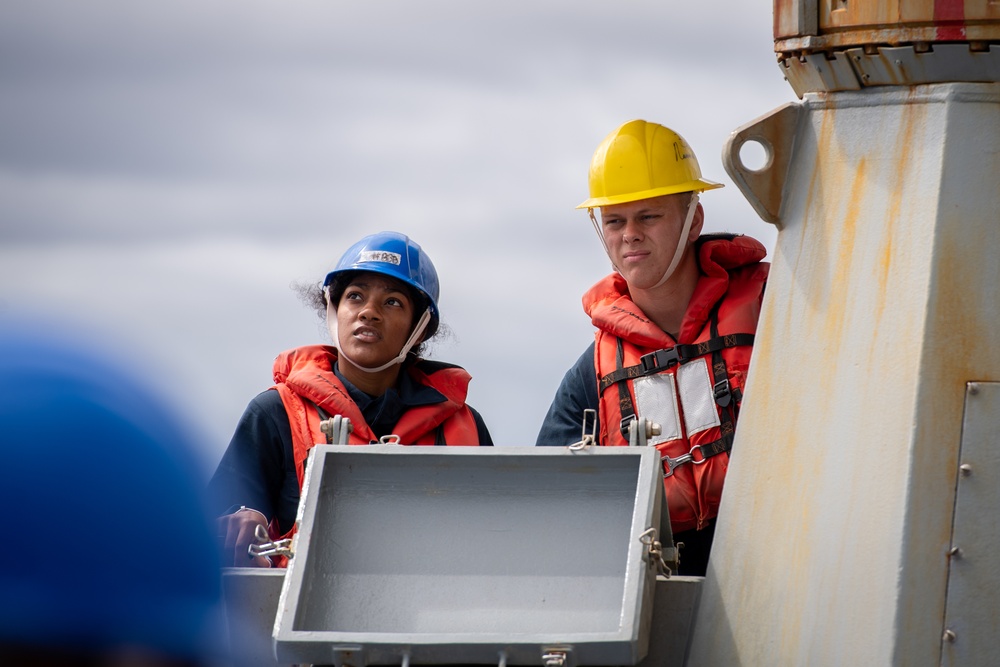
[295,271,440,357]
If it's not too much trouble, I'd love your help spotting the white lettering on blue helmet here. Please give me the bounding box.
[358,250,402,265]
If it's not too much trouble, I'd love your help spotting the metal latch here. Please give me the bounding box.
[568,409,597,450]
[541,649,571,666]
[639,527,675,578]
[320,414,353,445]
[247,523,294,560]
[627,416,662,447]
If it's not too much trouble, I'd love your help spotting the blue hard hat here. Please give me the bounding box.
[0,321,224,661]
[324,231,441,332]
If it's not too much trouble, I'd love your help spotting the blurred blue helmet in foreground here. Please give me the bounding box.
[324,231,441,334]
[0,321,224,662]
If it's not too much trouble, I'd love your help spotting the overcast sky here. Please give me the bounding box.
[0,0,797,476]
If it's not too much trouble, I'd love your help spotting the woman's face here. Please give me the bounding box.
[335,272,417,370]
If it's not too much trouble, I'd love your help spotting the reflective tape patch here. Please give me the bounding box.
[634,373,682,445]
[677,357,721,436]
[358,250,402,265]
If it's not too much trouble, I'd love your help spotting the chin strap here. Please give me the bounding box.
[650,193,699,289]
[324,288,432,374]
[589,193,700,286]
[589,207,618,272]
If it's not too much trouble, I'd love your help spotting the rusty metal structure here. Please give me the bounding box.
[776,0,1000,97]
[688,1,1000,665]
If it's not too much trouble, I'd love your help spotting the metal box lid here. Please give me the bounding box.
[274,445,669,666]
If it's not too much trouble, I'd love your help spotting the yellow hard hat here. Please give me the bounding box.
[577,119,723,209]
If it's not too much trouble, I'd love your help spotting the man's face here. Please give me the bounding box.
[600,193,702,290]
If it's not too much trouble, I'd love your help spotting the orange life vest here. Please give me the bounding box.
[272,345,481,487]
[264,345,481,565]
[587,235,768,533]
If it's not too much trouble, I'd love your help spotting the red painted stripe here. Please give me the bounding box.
[934,0,965,21]
[935,0,966,40]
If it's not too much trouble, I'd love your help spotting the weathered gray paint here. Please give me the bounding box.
[941,382,1000,665]
[689,82,1000,666]
[222,568,288,667]
[222,569,702,666]
[273,445,670,666]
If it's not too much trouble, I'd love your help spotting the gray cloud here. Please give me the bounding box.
[1,0,792,469]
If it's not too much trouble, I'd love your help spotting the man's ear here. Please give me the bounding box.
[689,202,705,241]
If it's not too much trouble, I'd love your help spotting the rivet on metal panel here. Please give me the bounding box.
[969,383,980,396]
[943,629,957,643]
[960,463,973,477]
[948,546,963,559]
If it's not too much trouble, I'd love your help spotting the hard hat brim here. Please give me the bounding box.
[576,179,724,209]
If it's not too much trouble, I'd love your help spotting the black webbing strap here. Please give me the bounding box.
[614,338,636,440]
[598,333,754,395]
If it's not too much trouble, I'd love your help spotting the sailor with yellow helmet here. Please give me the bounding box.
[535,120,769,576]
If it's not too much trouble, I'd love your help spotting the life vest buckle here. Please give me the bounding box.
[619,415,635,440]
[713,378,732,407]
[640,347,680,374]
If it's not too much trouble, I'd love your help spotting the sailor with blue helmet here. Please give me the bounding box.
[209,231,493,568]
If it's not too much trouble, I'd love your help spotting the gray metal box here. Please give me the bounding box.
[273,445,669,666]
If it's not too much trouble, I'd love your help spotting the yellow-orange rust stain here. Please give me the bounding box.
[828,157,866,348]
[872,101,921,328]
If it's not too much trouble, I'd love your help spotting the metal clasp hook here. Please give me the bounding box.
[661,444,707,477]
[247,524,294,560]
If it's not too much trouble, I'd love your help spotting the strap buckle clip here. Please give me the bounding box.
[713,378,732,407]
[640,347,680,374]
